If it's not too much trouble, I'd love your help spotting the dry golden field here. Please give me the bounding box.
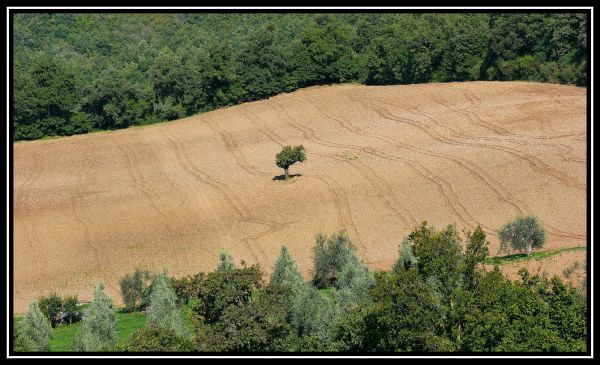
[13,81,587,312]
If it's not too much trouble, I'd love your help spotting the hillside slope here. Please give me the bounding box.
[13,81,587,312]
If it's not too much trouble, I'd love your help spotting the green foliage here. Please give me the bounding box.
[13,301,53,352]
[463,225,489,289]
[312,230,358,288]
[485,245,585,266]
[62,295,80,325]
[216,251,236,272]
[410,221,464,303]
[119,267,152,312]
[118,326,194,352]
[498,215,547,256]
[392,237,418,273]
[460,268,586,351]
[171,272,204,306]
[72,284,117,352]
[194,263,263,324]
[269,245,305,291]
[146,272,187,337]
[38,293,62,326]
[275,145,306,179]
[13,13,587,141]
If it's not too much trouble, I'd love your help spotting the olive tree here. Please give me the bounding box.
[14,301,53,352]
[269,245,304,291]
[146,272,187,337]
[498,215,546,256]
[275,145,306,180]
[72,284,117,352]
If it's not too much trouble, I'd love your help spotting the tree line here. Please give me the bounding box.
[14,219,587,353]
[13,12,587,141]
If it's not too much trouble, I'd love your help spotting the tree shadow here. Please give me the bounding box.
[272,174,302,181]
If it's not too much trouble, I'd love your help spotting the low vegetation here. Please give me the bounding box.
[13,219,587,353]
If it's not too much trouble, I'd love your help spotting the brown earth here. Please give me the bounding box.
[13,81,587,313]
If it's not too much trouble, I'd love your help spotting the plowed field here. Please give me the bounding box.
[13,82,587,312]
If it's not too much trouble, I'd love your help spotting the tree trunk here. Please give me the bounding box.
[526,243,532,256]
[284,168,289,180]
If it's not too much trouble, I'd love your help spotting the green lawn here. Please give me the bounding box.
[50,310,147,352]
[485,246,586,266]
[47,300,202,352]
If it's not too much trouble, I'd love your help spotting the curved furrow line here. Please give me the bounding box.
[241,107,286,148]
[112,136,172,225]
[275,102,479,231]
[312,174,364,253]
[451,86,516,136]
[352,159,420,227]
[320,93,531,220]
[159,128,288,263]
[70,145,117,293]
[17,153,47,293]
[409,96,585,167]
[160,129,252,221]
[314,151,416,228]
[206,117,271,176]
[366,100,585,192]
[303,95,507,232]
[429,99,511,136]
[354,98,586,240]
[408,106,466,136]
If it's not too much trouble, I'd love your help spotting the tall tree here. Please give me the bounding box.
[72,284,117,352]
[145,272,187,337]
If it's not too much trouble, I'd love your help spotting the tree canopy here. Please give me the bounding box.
[12,13,587,141]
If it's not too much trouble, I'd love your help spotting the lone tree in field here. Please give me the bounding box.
[498,215,546,256]
[276,145,306,180]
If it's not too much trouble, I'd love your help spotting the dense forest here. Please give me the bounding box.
[13,13,587,141]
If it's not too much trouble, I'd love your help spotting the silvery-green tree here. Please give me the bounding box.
[145,272,186,337]
[498,215,546,256]
[269,245,304,291]
[216,251,235,272]
[392,237,419,273]
[336,255,375,306]
[72,284,117,352]
[14,300,53,352]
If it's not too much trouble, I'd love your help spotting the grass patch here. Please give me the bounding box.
[49,310,147,352]
[46,301,202,352]
[485,246,586,266]
[318,287,335,299]
[340,151,359,161]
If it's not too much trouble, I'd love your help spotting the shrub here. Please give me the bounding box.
[118,326,194,352]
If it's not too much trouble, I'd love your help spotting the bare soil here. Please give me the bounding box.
[13,81,587,312]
